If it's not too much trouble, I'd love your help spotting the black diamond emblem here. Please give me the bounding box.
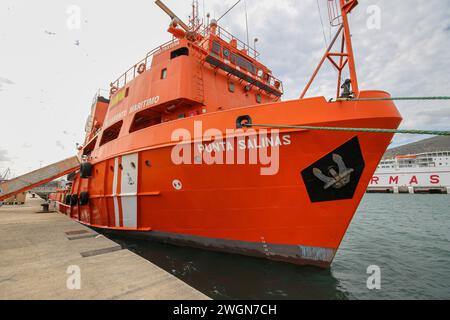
[301,136,365,203]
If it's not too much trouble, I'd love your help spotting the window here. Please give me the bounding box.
[234,54,256,74]
[83,138,97,156]
[129,109,162,133]
[161,68,167,79]
[100,121,123,146]
[171,47,189,59]
[256,93,262,103]
[231,53,237,64]
[212,41,221,55]
[228,81,235,93]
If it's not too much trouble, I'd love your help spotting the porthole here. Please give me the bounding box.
[223,48,231,59]
[145,160,152,167]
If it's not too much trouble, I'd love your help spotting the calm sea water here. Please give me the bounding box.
[109,194,450,300]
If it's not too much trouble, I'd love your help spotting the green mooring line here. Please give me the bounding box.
[334,96,450,102]
[243,124,450,136]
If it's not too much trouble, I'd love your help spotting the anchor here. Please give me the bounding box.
[313,154,354,190]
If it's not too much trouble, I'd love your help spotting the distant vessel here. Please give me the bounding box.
[369,151,450,194]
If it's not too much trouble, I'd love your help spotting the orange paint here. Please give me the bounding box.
[51,1,402,267]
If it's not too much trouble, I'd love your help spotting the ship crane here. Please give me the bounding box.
[301,0,359,99]
[155,0,190,31]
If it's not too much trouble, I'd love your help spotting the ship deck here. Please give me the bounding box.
[0,195,208,300]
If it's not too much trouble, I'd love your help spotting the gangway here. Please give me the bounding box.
[0,156,80,202]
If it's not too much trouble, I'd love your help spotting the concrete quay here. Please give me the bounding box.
[0,196,208,300]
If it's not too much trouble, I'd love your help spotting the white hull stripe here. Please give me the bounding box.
[112,157,120,227]
[120,154,138,228]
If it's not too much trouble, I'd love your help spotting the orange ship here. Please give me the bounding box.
[50,0,402,267]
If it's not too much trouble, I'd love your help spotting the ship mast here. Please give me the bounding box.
[300,0,359,99]
[190,0,201,31]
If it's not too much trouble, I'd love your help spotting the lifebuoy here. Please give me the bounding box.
[110,86,118,95]
[137,63,146,74]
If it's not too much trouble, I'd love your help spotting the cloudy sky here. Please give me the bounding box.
[1,0,449,177]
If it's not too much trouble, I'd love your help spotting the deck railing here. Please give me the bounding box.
[109,39,179,93]
[201,25,260,59]
[108,27,283,97]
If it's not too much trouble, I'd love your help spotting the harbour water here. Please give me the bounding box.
[109,194,450,300]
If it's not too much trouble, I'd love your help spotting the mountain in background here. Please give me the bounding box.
[384,136,450,158]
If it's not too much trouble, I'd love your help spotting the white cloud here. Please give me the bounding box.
[0,77,14,91]
[0,149,10,163]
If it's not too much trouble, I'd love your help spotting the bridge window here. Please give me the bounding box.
[129,109,162,133]
[212,41,221,55]
[100,121,123,146]
[232,53,255,74]
[171,47,189,59]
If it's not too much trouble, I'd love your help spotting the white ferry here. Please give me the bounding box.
[368,151,450,194]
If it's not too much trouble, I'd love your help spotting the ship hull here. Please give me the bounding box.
[96,229,336,267]
[56,91,402,267]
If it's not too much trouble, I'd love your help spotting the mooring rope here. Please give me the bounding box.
[333,96,450,102]
[243,123,450,136]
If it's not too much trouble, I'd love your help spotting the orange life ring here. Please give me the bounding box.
[137,63,146,74]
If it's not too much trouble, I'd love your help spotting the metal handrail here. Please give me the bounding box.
[110,39,179,92]
[201,25,260,59]
[109,28,283,96]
